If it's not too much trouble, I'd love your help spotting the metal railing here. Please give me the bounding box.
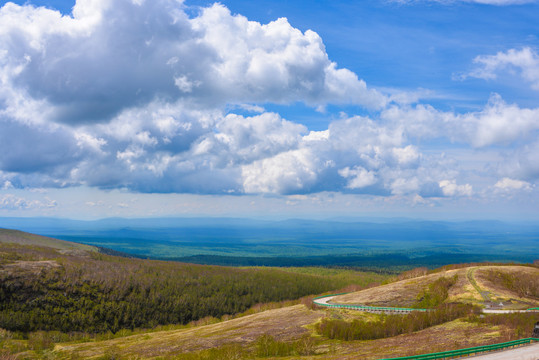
[380,338,539,359]
[312,293,429,313]
[312,293,539,359]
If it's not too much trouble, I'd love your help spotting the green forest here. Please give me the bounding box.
[0,242,385,334]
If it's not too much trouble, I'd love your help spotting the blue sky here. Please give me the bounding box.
[0,0,538,220]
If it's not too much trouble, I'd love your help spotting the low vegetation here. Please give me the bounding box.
[414,275,458,308]
[484,269,539,299]
[317,303,477,341]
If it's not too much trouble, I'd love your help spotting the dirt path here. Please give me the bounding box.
[466,267,536,311]
[467,268,492,302]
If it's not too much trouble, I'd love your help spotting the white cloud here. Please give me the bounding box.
[462,47,539,90]
[392,145,420,167]
[0,0,386,129]
[2,87,537,196]
[1,180,13,190]
[439,180,473,197]
[240,115,461,197]
[0,0,537,201]
[237,104,265,113]
[339,166,378,189]
[494,177,532,191]
[241,148,321,194]
[500,140,539,181]
[381,94,539,148]
[192,6,387,108]
[391,177,420,195]
[0,194,57,210]
[464,94,539,147]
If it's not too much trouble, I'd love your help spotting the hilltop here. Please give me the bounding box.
[0,228,97,253]
[336,265,539,309]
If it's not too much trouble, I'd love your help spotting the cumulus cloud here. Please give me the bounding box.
[381,94,539,148]
[461,47,539,90]
[494,177,532,191]
[2,89,537,196]
[241,115,469,197]
[439,180,473,197]
[0,0,386,127]
[242,148,322,194]
[339,166,377,189]
[0,0,537,200]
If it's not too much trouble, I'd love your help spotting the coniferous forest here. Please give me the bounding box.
[0,242,382,334]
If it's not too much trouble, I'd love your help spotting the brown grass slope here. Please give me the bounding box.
[54,305,325,359]
[52,313,499,360]
[0,228,97,253]
[334,265,539,309]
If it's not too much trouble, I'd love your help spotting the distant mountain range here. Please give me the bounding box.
[0,216,537,267]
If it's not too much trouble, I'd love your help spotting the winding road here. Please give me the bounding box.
[314,268,539,314]
[313,268,539,360]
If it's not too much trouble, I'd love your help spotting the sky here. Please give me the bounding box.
[0,0,538,220]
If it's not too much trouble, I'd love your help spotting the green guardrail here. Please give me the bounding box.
[380,338,539,360]
[312,293,428,312]
[527,307,539,310]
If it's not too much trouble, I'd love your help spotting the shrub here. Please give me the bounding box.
[485,270,538,299]
[317,303,477,341]
[414,275,458,308]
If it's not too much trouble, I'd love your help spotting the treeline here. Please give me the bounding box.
[170,253,530,271]
[0,244,376,334]
[317,304,477,341]
[468,312,537,340]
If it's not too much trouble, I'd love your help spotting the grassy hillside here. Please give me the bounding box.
[335,265,539,309]
[0,228,97,253]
